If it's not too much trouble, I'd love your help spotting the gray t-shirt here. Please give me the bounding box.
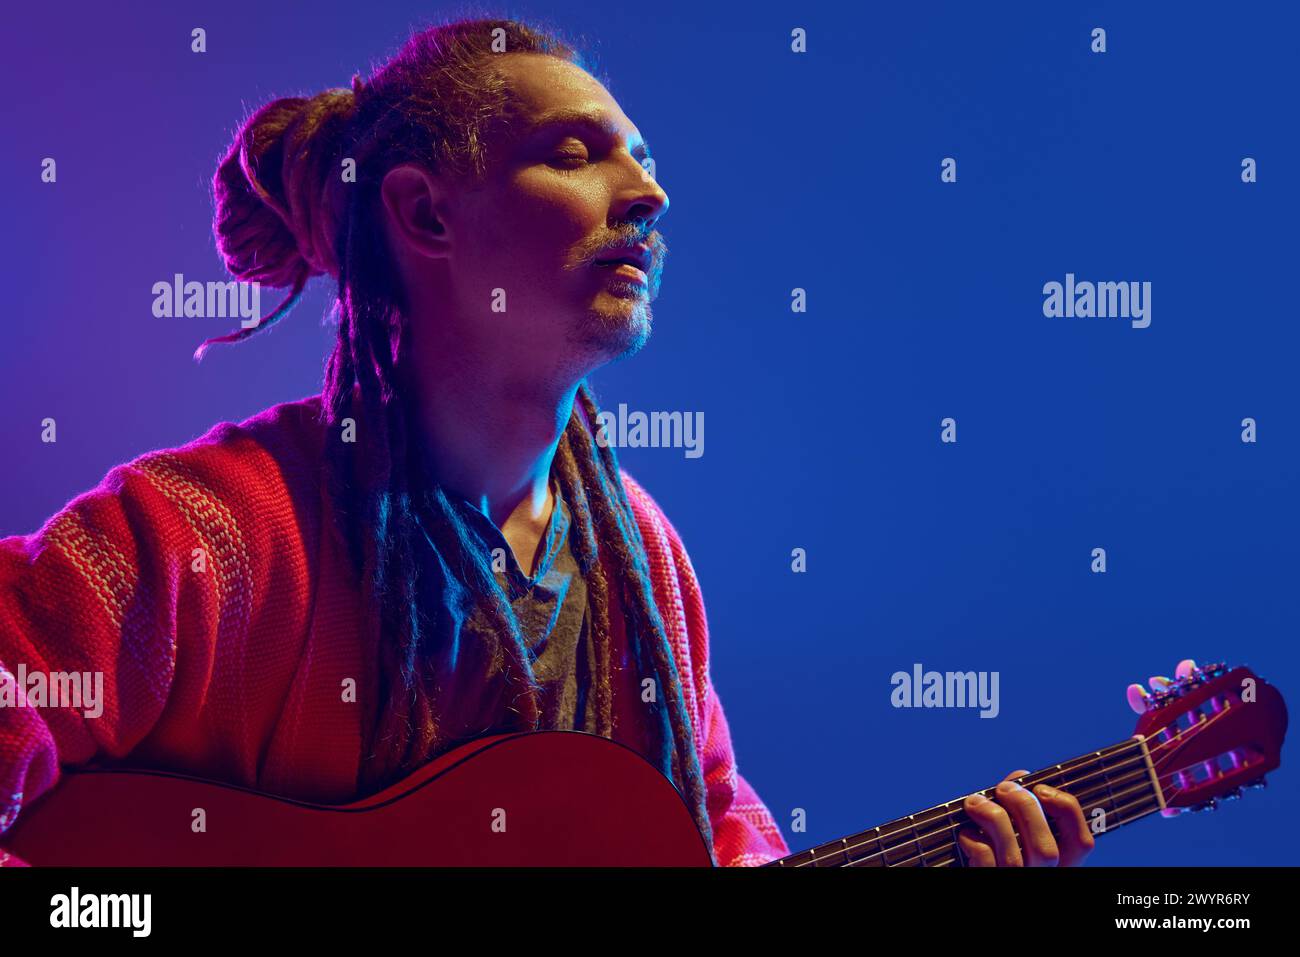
[455,478,598,733]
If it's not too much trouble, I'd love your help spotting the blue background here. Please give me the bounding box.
[2,1,1295,865]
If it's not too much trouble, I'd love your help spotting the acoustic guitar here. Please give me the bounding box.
[5,662,1287,866]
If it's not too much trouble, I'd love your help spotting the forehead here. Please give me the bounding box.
[492,54,642,146]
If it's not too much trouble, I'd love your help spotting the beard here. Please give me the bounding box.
[563,226,665,363]
[569,295,654,364]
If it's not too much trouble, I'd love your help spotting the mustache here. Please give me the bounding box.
[571,226,669,273]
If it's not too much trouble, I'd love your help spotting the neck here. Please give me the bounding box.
[400,360,580,532]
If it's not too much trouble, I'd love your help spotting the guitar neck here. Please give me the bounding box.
[768,735,1166,867]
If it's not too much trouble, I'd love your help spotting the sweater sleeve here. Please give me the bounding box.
[696,677,791,866]
[0,444,269,865]
[652,496,790,866]
[0,463,162,861]
[0,458,204,864]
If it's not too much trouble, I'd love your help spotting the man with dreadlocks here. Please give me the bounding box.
[0,17,788,868]
[1,17,1094,869]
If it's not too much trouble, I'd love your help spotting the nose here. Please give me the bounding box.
[612,157,669,229]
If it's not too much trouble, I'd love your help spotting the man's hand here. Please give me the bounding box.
[956,657,1196,865]
[958,770,1095,866]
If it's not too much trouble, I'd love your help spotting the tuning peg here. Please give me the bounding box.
[1244,778,1267,791]
[1126,683,1152,714]
[1220,788,1242,802]
[1192,798,1219,813]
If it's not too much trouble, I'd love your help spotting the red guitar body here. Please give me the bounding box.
[6,731,714,866]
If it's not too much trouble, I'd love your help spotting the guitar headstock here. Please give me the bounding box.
[1132,663,1287,815]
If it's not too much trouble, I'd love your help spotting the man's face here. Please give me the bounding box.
[438,54,670,377]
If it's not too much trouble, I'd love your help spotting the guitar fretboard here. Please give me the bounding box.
[767,735,1164,867]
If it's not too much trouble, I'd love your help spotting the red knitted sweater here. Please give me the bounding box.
[0,393,789,866]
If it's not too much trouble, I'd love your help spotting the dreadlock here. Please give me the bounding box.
[202,15,712,853]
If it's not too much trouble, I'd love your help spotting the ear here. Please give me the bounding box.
[379,164,453,260]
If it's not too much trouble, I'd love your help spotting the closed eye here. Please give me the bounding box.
[546,136,593,168]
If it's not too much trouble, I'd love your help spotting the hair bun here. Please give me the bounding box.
[212,88,356,286]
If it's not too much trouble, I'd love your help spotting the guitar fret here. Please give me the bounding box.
[910,818,926,866]
[944,805,964,866]
[814,838,850,868]
[768,736,1171,868]
[1095,750,1121,826]
[880,822,917,866]
[916,815,955,855]
[867,827,886,866]
[1104,740,1147,826]
[839,826,878,866]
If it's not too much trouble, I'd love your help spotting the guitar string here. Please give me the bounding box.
[1145,701,1235,762]
[795,732,1231,869]
[859,791,1165,868]
[816,764,1155,867]
[866,748,1237,870]
[790,693,1243,867]
[837,775,1168,869]
[871,792,1163,868]
[833,748,1240,870]
[833,702,1245,867]
[794,746,1147,863]
[792,746,1153,867]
